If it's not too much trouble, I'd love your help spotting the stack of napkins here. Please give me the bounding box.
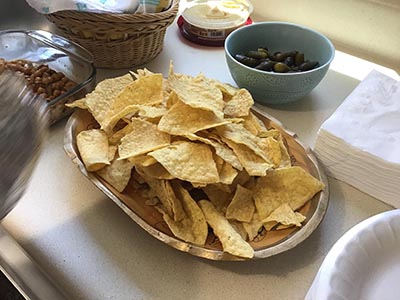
[314,70,400,207]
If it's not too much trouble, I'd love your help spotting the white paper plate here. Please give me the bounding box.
[306,209,400,300]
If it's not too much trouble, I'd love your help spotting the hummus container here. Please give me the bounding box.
[179,0,253,46]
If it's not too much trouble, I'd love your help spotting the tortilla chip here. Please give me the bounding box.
[218,160,238,185]
[263,207,306,231]
[242,112,268,135]
[140,175,185,222]
[214,154,224,173]
[122,105,167,124]
[222,138,273,176]
[103,105,141,133]
[77,129,110,172]
[198,200,254,258]
[257,134,291,168]
[130,68,154,79]
[108,145,118,161]
[68,74,133,128]
[202,185,232,214]
[253,166,324,219]
[258,129,282,139]
[66,98,87,109]
[223,89,254,117]
[112,74,163,111]
[186,133,243,171]
[129,155,157,167]
[295,211,307,223]
[169,75,224,118]
[213,81,239,99]
[230,170,252,189]
[165,90,179,109]
[158,100,232,135]
[229,220,248,241]
[263,221,277,231]
[118,118,171,160]
[136,163,174,180]
[225,185,255,222]
[216,123,272,163]
[259,136,282,168]
[156,182,208,246]
[263,203,304,227]
[278,137,291,168]
[97,158,134,192]
[137,105,167,119]
[103,74,164,131]
[149,141,219,184]
[242,211,264,242]
[109,122,134,145]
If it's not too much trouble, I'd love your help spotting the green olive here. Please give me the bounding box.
[255,60,276,71]
[246,50,269,60]
[257,47,269,56]
[275,51,297,62]
[271,51,281,61]
[273,62,291,73]
[283,56,294,67]
[299,61,319,71]
[234,54,259,67]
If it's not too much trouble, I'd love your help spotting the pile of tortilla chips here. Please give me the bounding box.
[68,64,325,259]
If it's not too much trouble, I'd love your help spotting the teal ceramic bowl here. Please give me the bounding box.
[225,22,335,104]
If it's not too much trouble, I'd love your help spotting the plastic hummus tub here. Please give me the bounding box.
[178,0,253,46]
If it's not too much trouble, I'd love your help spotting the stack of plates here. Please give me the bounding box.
[314,70,400,208]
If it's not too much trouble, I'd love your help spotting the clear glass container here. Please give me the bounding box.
[0,30,96,124]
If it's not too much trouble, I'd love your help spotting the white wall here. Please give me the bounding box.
[250,0,400,72]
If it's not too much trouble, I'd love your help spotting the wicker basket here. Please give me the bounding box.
[45,0,179,69]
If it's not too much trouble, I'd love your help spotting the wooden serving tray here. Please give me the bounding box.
[64,106,329,261]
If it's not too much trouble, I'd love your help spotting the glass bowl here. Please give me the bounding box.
[0,30,96,124]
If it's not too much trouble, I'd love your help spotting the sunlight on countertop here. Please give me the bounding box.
[330,50,400,81]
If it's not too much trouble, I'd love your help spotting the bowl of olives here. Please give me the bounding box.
[225,22,335,104]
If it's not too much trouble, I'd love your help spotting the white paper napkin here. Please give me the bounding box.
[314,69,400,207]
[320,70,400,164]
